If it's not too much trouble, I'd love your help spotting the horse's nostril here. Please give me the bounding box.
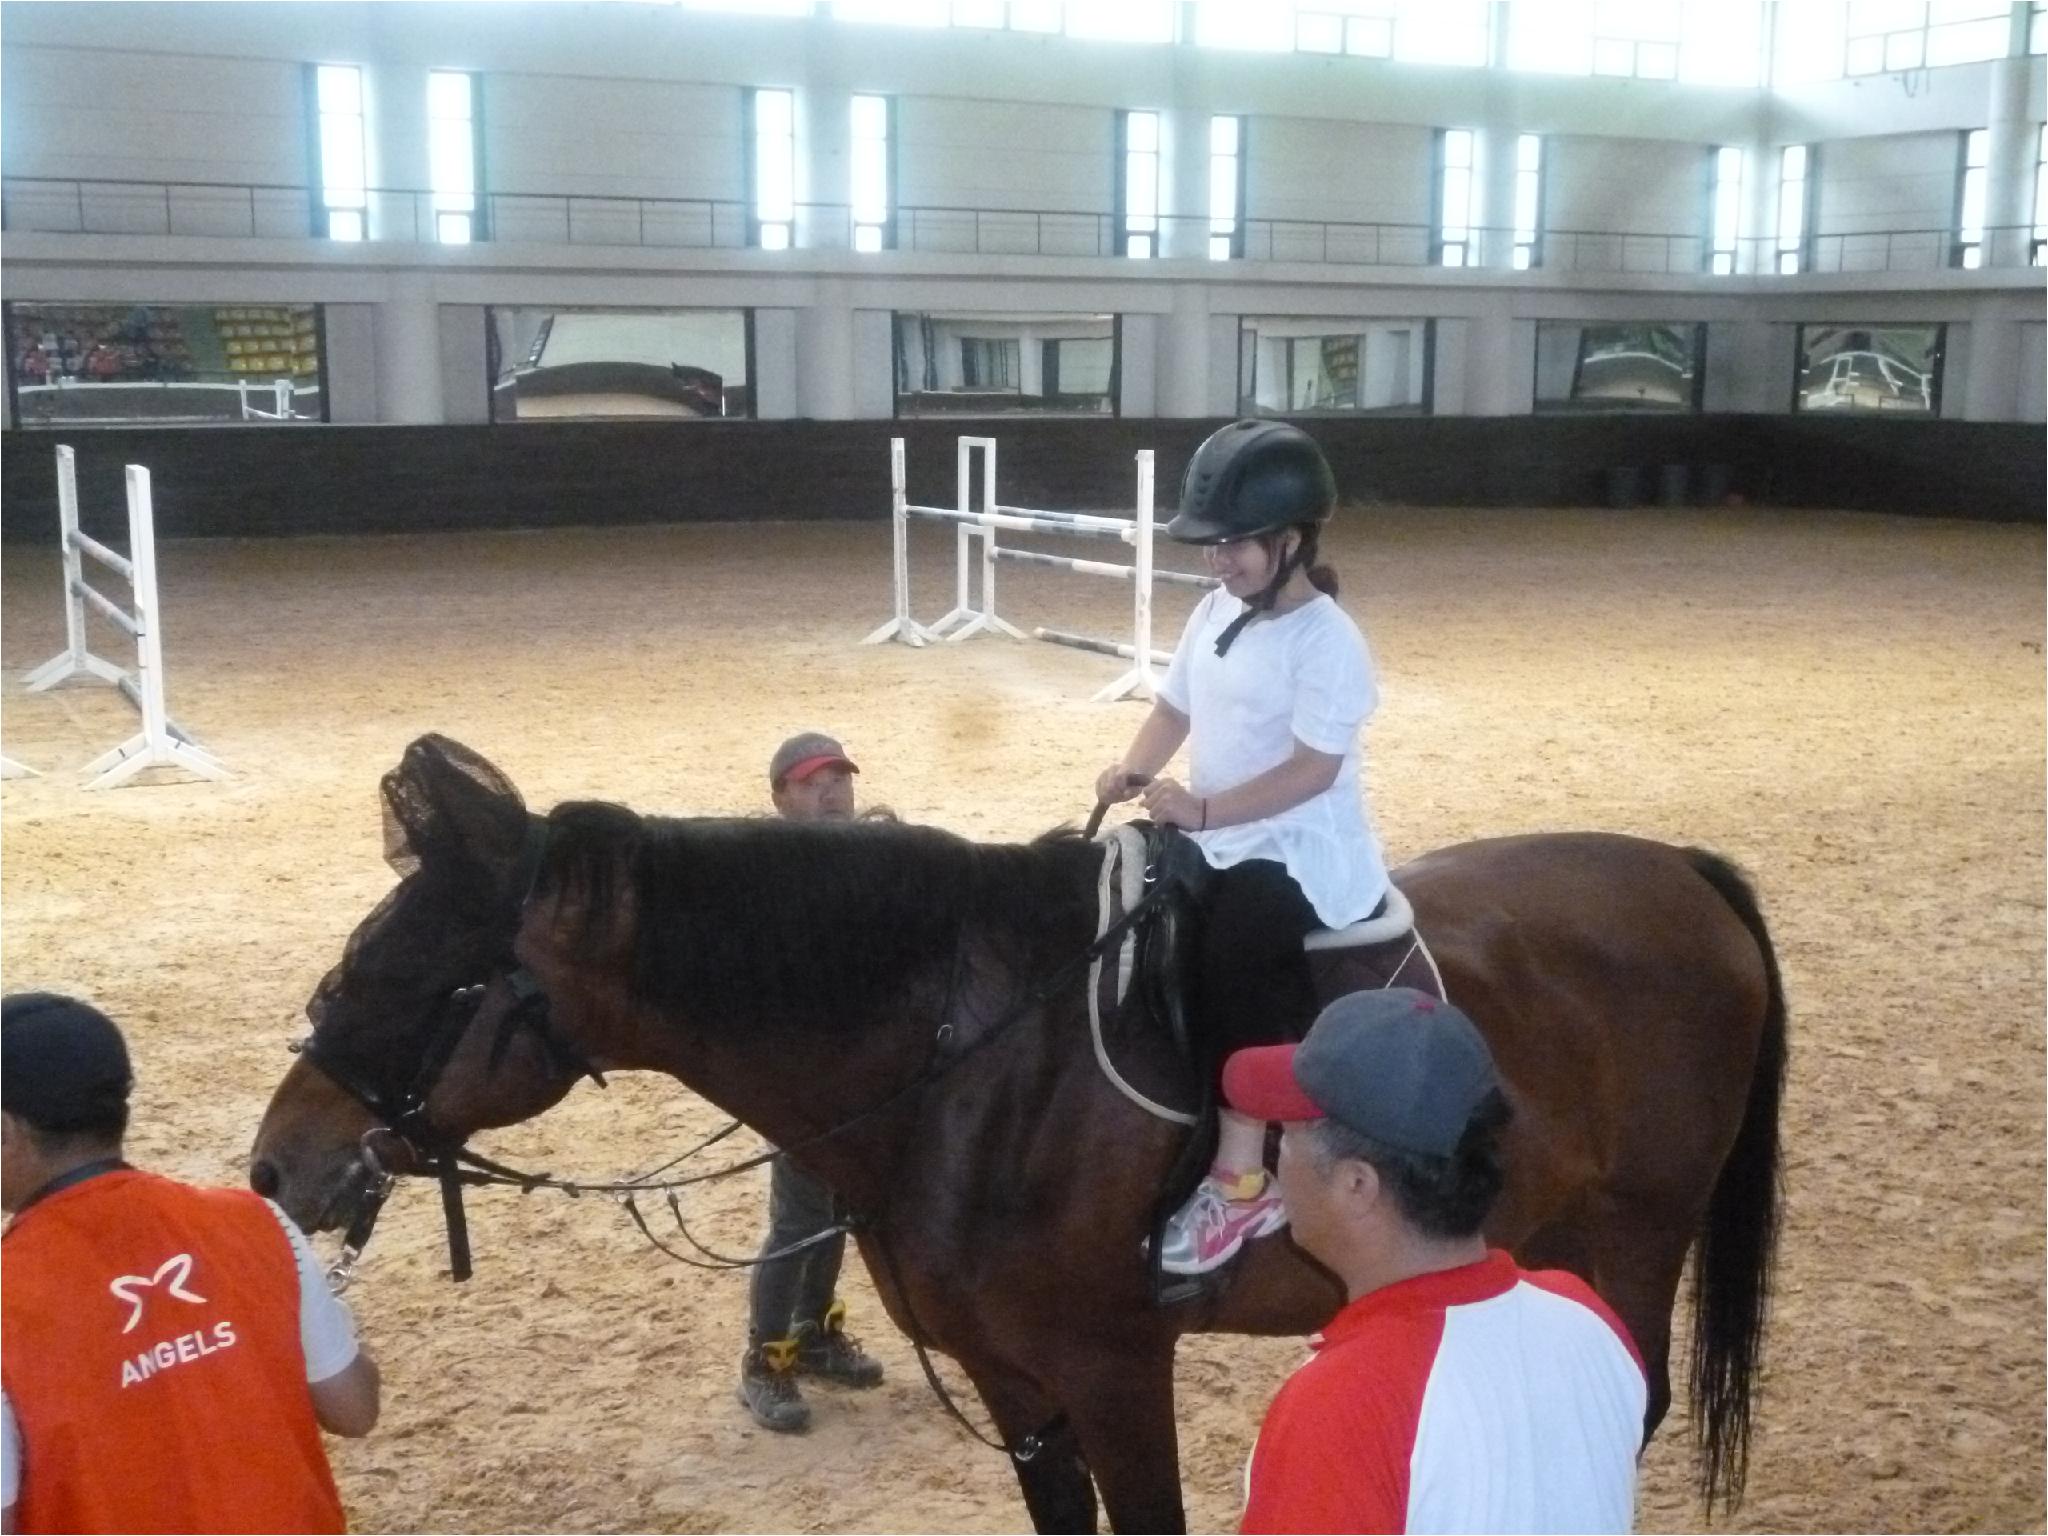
[249,1160,280,1199]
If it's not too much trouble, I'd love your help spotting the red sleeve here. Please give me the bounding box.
[1241,1315,1443,1535]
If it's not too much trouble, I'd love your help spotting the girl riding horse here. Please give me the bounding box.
[1097,420,1391,1275]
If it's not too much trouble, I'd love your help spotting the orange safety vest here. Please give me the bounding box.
[1,1169,348,1534]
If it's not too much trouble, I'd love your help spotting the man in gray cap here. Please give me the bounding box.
[738,732,885,1433]
[0,992,380,1533]
[1224,989,1647,1535]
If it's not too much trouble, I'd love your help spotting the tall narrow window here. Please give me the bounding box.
[1209,115,1244,260]
[312,65,367,241]
[851,94,893,251]
[1953,127,1988,268]
[428,71,479,244]
[1709,145,1743,273]
[1776,144,1810,273]
[2034,124,2047,265]
[748,87,795,250]
[1435,128,1474,267]
[1513,133,1543,269]
[1118,110,1160,259]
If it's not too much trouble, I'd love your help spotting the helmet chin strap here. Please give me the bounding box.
[1213,538,1305,658]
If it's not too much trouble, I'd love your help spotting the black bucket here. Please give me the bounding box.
[1695,462,1733,505]
[1656,463,1690,507]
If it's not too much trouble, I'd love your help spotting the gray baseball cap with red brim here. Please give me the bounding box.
[1222,988,1500,1158]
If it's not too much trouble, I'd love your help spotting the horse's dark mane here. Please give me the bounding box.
[536,803,1098,1036]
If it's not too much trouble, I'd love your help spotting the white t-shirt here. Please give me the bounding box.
[1158,587,1388,928]
[0,1197,358,1508]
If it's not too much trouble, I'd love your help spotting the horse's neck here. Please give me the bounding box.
[569,825,1090,1208]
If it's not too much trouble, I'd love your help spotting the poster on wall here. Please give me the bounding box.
[1533,322,1704,413]
[7,303,325,428]
[1794,325,1943,414]
[486,307,754,421]
[893,313,1118,416]
[1236,319,1433,416]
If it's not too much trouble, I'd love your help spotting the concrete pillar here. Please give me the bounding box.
[1120,314,1159,416]
[367,64,430,243]
[1480,121,1521,268]
[1962,303,2020,420]
[752,309,800,419]
[375,273,444,424]
[1983,43,2035,267]
[798,278,855,419]
[1463,306,1526,416]
[799,82,851,250]
[1163,106,1210,259]
[1158,286,1211,415]
[1704,320,1782,413]
[1743,138,1778,274]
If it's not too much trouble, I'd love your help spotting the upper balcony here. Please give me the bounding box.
[6,174,2044,281]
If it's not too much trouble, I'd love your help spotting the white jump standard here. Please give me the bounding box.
[23,446,229,790]
[866,435,1217,702]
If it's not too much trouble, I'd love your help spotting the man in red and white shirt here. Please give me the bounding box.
[1226,989,1647,1535]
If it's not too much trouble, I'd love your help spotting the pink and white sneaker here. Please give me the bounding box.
[1158,1175,1289,1275]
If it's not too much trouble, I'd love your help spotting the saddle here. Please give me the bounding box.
[1086,823,1448,1306]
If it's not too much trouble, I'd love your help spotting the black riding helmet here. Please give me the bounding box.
[1166,420,1336,545]
[1170,421,1338,656]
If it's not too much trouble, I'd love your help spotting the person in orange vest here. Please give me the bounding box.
[0,993,382,1534]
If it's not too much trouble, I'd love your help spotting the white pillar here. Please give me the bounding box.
[1163,106,1210,259]
[1463,306,1525,416]
[1480,121,1521,268]
[375,273,444,424]
[1158,286,1211,416]
[800,82,851,250]
[798,278,855,420]
[367,63,430,243]
[1743,137,1778,274]
[1962,301,2022,420]
[1983,34,2035,267]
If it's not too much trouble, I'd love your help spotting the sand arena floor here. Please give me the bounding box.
[1,505,2041,1534]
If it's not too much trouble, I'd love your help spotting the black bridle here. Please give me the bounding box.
[292,965,600,1290]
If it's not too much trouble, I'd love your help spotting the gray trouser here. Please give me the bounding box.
[747,1152,846,1343]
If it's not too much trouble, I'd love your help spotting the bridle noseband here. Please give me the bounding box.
[292,963,599,1291]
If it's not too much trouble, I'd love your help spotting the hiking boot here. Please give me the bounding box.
[737,1338,811,1433]
[793,1300,884,1389]
[1158,1174,1288,1276]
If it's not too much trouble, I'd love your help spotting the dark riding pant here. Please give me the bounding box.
[748,1153,845,1342]
[1196,858,1322,1065]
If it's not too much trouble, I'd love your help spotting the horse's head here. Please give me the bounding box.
[249,734,597,1234]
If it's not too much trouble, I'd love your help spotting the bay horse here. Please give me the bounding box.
[250,735,1785,1533]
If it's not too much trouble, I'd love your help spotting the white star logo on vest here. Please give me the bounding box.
[108,1253,208,1334]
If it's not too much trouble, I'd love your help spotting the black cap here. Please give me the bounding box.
[1166,420,1338,544]
[2,992,133,1132]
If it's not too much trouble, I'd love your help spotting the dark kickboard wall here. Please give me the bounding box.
[2,415,2039,543]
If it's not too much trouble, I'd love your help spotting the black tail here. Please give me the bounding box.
[1682,849,1787,1513]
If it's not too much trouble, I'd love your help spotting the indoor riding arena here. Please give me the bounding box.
[2,4,2043,1535]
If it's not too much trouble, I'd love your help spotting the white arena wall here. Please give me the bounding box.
[1,0,2042,431]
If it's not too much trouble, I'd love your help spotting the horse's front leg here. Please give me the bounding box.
[962,1356,1099,1535]
[1054,1339,1187,1535]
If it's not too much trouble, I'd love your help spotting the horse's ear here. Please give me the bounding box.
[380,734,531,898]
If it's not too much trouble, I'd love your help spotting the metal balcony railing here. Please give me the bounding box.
[4,175,2042,274]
